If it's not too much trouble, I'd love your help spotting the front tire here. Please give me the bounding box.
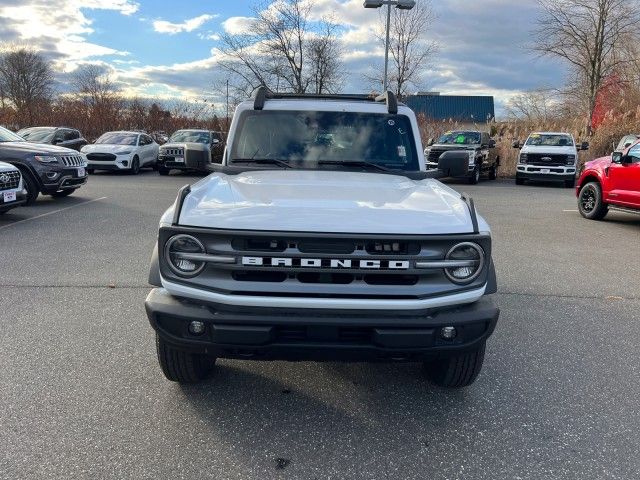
[87,168,95,174]
[515,177,525,185]
[564,179,575,188]
[158,165,170,176]
[488,164,497,180]
[425,342,486,388]
[468,166,480,185]
[155,334,214,383]
[578,181,608,220]
[130,156,140,175]
[22,172,40,205]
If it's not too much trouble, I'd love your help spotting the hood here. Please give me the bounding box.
[81,144,135,154]
[520,145,576,154]
[161,142,209,151]
[0,160,18,172]
[172,170,487,235]
[0,141,77,155]
[585,155,612,169]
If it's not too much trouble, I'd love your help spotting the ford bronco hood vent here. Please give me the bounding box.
[177,170,479,235]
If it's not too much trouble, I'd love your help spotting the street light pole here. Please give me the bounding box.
[383,2,391,92]
[363,0,416,94]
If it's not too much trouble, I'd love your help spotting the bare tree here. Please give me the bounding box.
[534,0,640,133]
[0,48,54,125]
[369,0,437,97]
[504,88,560,122]
[218,0,344,96]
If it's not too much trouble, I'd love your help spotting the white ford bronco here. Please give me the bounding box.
[145,89,499,388]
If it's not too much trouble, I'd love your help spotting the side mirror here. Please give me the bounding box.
[427,138,434,147]
[580,141,589,151]
[489,139,496,148]
[437,151,469,177]
[53,138,62,145]
[512,140,520,149]
[612,152,623,164]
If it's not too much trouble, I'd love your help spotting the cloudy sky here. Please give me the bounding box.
[0,0,566,117]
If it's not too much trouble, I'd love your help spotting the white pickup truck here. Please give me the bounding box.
[145,89,500,388]
[514,132,589,187]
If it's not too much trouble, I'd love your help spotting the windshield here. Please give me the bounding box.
[95,132,138,145]
[18,127,55,143]
[0,126,25,143]
[169,130,210,144]
[526,134,574,147]
[437,131,481,145]
[231,110,418,171]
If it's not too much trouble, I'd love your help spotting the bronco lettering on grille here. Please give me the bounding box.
[241,256,410,270]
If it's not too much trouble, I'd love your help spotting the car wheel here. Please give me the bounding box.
[578,181,608,220]
[489,164,497,180]
[468,166,480,184]
[564,179,575,188]
[22,171,40,205]
[130,156,140,175]
[425,342,486,388]
[155,334,215,383]
[50,189,74,198]
[158,166,170,176]
[515,177,525,185]
[87,168,95,174]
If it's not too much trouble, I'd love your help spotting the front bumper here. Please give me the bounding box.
[145,288,499,361]
[86,155,132,170]
[158,151,207,171]
[516,164,576,181]
[0,188,27,210]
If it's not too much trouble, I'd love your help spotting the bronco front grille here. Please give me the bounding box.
[0,170,20,190]
[60,155,84,166]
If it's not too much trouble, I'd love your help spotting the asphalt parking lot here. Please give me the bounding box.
[1,172,639,480]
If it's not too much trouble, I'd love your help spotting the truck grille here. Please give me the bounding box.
[87,153,116,161]
[60,154,85,166]
[526,153,567,166]
[160,229,492,301]
[161,148,184,157]
[427,148,449,163]
[0,170,20,190]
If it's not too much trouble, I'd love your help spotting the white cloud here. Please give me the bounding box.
[153,14,217,34]
[221,16,257,35]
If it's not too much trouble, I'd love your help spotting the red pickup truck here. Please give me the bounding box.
[576,141,640,219]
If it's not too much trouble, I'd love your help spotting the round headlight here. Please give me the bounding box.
[165,234,206,277]
[444,242,485,284]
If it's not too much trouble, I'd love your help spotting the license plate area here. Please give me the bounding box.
[3,191,16,203]
[174,156,184,163]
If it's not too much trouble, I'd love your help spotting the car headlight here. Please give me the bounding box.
[468,151,476,165]
[117,151,132,156]
[519,153,528,164]
[566,154,576,165]
[34,155,58,164]
[444,242,485,284]
[164,234,207,277]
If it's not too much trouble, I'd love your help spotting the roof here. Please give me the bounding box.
[404,94,495,122]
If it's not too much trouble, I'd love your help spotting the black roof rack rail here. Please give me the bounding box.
[172,184,191,226]
[251,86,400,114]
[460,193,479,234]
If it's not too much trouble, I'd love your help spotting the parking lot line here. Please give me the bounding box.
[0,196,108,231]
[563,209,578,212]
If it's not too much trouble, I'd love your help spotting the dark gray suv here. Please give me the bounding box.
[0,126,88,204]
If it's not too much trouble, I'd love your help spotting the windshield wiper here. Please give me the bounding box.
[317,160,401,174]
[232,158,292,169]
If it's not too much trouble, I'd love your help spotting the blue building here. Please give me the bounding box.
[404,93,495,124]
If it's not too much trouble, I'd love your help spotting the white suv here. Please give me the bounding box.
[514,132,588,187]
[0,161,27,214]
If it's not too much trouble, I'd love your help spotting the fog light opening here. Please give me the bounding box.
[188,321,206,335]
[440,326,457,340]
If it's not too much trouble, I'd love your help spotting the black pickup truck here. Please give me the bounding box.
[424,130,499,184]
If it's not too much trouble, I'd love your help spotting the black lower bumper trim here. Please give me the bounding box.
[517,172,575,182]
[145,288,499,361]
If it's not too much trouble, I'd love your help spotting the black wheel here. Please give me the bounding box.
[158,166,170,176]
[488,164,497,180]
[468,166,480,185]
[130,156,140,175]
[50,189,74,198]
[515,177,525,185]
[155,334,214,383]
[425,342,486,388]
[21,171,40,205]
[578,181,608,220]
[0,208,8,215]
[564,179,575,188]
[87,168,95,174]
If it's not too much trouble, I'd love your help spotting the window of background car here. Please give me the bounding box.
[231,110,419,170]
[169,130,211,144]
[628,145,640,161]
[18,127,56,143]
[96,132,138,145]
[525,134,574,147]
[437,131,481,145]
